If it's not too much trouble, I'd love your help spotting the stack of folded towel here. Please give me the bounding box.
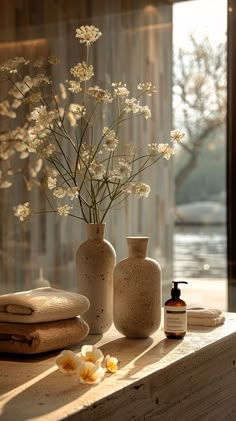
[0,287,90,354]
[187,307,225,327]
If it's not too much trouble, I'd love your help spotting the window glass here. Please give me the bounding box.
[173,0,227,310]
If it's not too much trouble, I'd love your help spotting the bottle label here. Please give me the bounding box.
[164,305,187,333]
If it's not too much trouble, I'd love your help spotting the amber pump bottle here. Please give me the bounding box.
[164,281,188,339]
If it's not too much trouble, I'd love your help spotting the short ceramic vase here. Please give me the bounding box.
[76,223,116,334]
[113,237,162,338]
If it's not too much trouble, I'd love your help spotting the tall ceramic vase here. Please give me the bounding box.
[76,223,116,334]
[113,237,161,338]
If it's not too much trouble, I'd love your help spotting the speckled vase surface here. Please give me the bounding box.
[113,237,162,338]
[76,223,116,334]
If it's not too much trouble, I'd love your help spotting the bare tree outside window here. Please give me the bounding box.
[173,0,227,310]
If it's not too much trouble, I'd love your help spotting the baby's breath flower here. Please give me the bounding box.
[75,25,102,46]
[131,182,151,198]
[30,73,51,87]
[47,176,57,190]
[14,202,30,221]
[89,161,106,180]
[27,138,43,153]
[105,355,119,373]
[70,62,94,81]
[57,204,72,216]
[110,159,131,180]
[48,55,60,65]
[102,127,118,151]
[88,86,113,103]
[79,345,104,365]
[112,82,129,97]
[137,82,157,95]
[43,144,57,157]
[69,104,86,117]
[139,105,151,119]
[148,143,159,155]
[67,80,82,93]
[67,187,79,200]
[77,362,105,385]
[170,129,185,143]
[31,106,56,129]
[157,143,175,160]
[0,57,29,74]
[53,187,67,198]
[56,350,80,375]
[124,98,140,113]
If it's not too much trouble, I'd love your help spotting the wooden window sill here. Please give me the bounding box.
[1,312,236,420]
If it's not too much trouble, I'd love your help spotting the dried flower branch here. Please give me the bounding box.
[0,25,185,223]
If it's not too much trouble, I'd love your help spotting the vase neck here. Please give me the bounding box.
[127,237,149,258]
[87,224,105,240]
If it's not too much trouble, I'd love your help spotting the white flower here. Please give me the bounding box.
[57,204,72,216]
[47,177,57,190]
[105,355,119,373]
[170,129,185,143]
[31,106,56,129]
[88,86,113,103]
[137,82,157,95]
[53,187,67,198]
[44,144,57,157]
[75,25,102,46]
[56,350,80,375]
[124,98,140,113]
[139,105,151,119]
[0,57,29,74]
[79,345,104,365]
[110,160,131,179]
[70,62,94,81]
[77,362,105,385]
[14,202,30,221]
[112,82,129,97]
[69,104,86,118]
[27,138,43,153]
[67,80,82,93]
[131,182,151,198]
[67,187,79,200]
[102,127,118,151]
[157,143,175,160]
[89,161,106,180]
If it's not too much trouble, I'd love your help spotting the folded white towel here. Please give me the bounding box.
[187,307,225,327]
[0,287,90,324]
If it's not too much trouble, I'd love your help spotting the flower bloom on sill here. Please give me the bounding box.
[56,350,81,375]
[105,355,119,373]
[78,361,105,384]
[79,344,104,365]
[56,345,119,385]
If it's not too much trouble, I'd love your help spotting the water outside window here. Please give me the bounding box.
[173,0,227,310]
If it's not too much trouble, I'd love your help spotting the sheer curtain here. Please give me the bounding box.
[0,1,173,300]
